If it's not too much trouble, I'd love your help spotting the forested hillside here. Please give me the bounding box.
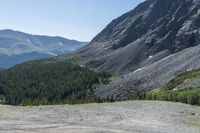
[0,59,111,105]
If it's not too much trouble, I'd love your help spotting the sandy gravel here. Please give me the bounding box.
[0,101,199,133]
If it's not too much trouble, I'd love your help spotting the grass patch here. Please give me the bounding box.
[163,68,200,90]
[190,122,200,130]
[128,88,200,106]
[109,76,120,82]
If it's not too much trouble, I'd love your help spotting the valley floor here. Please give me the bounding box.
[0,101,199,133]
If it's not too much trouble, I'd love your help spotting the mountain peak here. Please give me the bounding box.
[72,0,200,75]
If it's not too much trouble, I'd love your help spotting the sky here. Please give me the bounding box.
[0,0,144,41]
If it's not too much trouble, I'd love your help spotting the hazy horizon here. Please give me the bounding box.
[0,0,144,41]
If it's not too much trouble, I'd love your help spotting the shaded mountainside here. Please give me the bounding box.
[0,52,50,68]
[72,0,200,75]
[0,29,86,68]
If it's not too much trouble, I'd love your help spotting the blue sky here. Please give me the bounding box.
[0,0,144,41]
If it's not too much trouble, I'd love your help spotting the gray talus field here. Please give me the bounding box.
[0,101,199,133]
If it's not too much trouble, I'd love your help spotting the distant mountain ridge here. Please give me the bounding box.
[0,29,87,68]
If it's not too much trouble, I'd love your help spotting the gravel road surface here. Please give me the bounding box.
[0,101,199,133]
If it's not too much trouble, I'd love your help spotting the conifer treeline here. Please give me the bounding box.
[0,59,111,105]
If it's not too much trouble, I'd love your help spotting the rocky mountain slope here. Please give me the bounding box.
[0,29,86,68]
[69,0,200,100]
[95,45,200,100]
[72,0,200,75]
